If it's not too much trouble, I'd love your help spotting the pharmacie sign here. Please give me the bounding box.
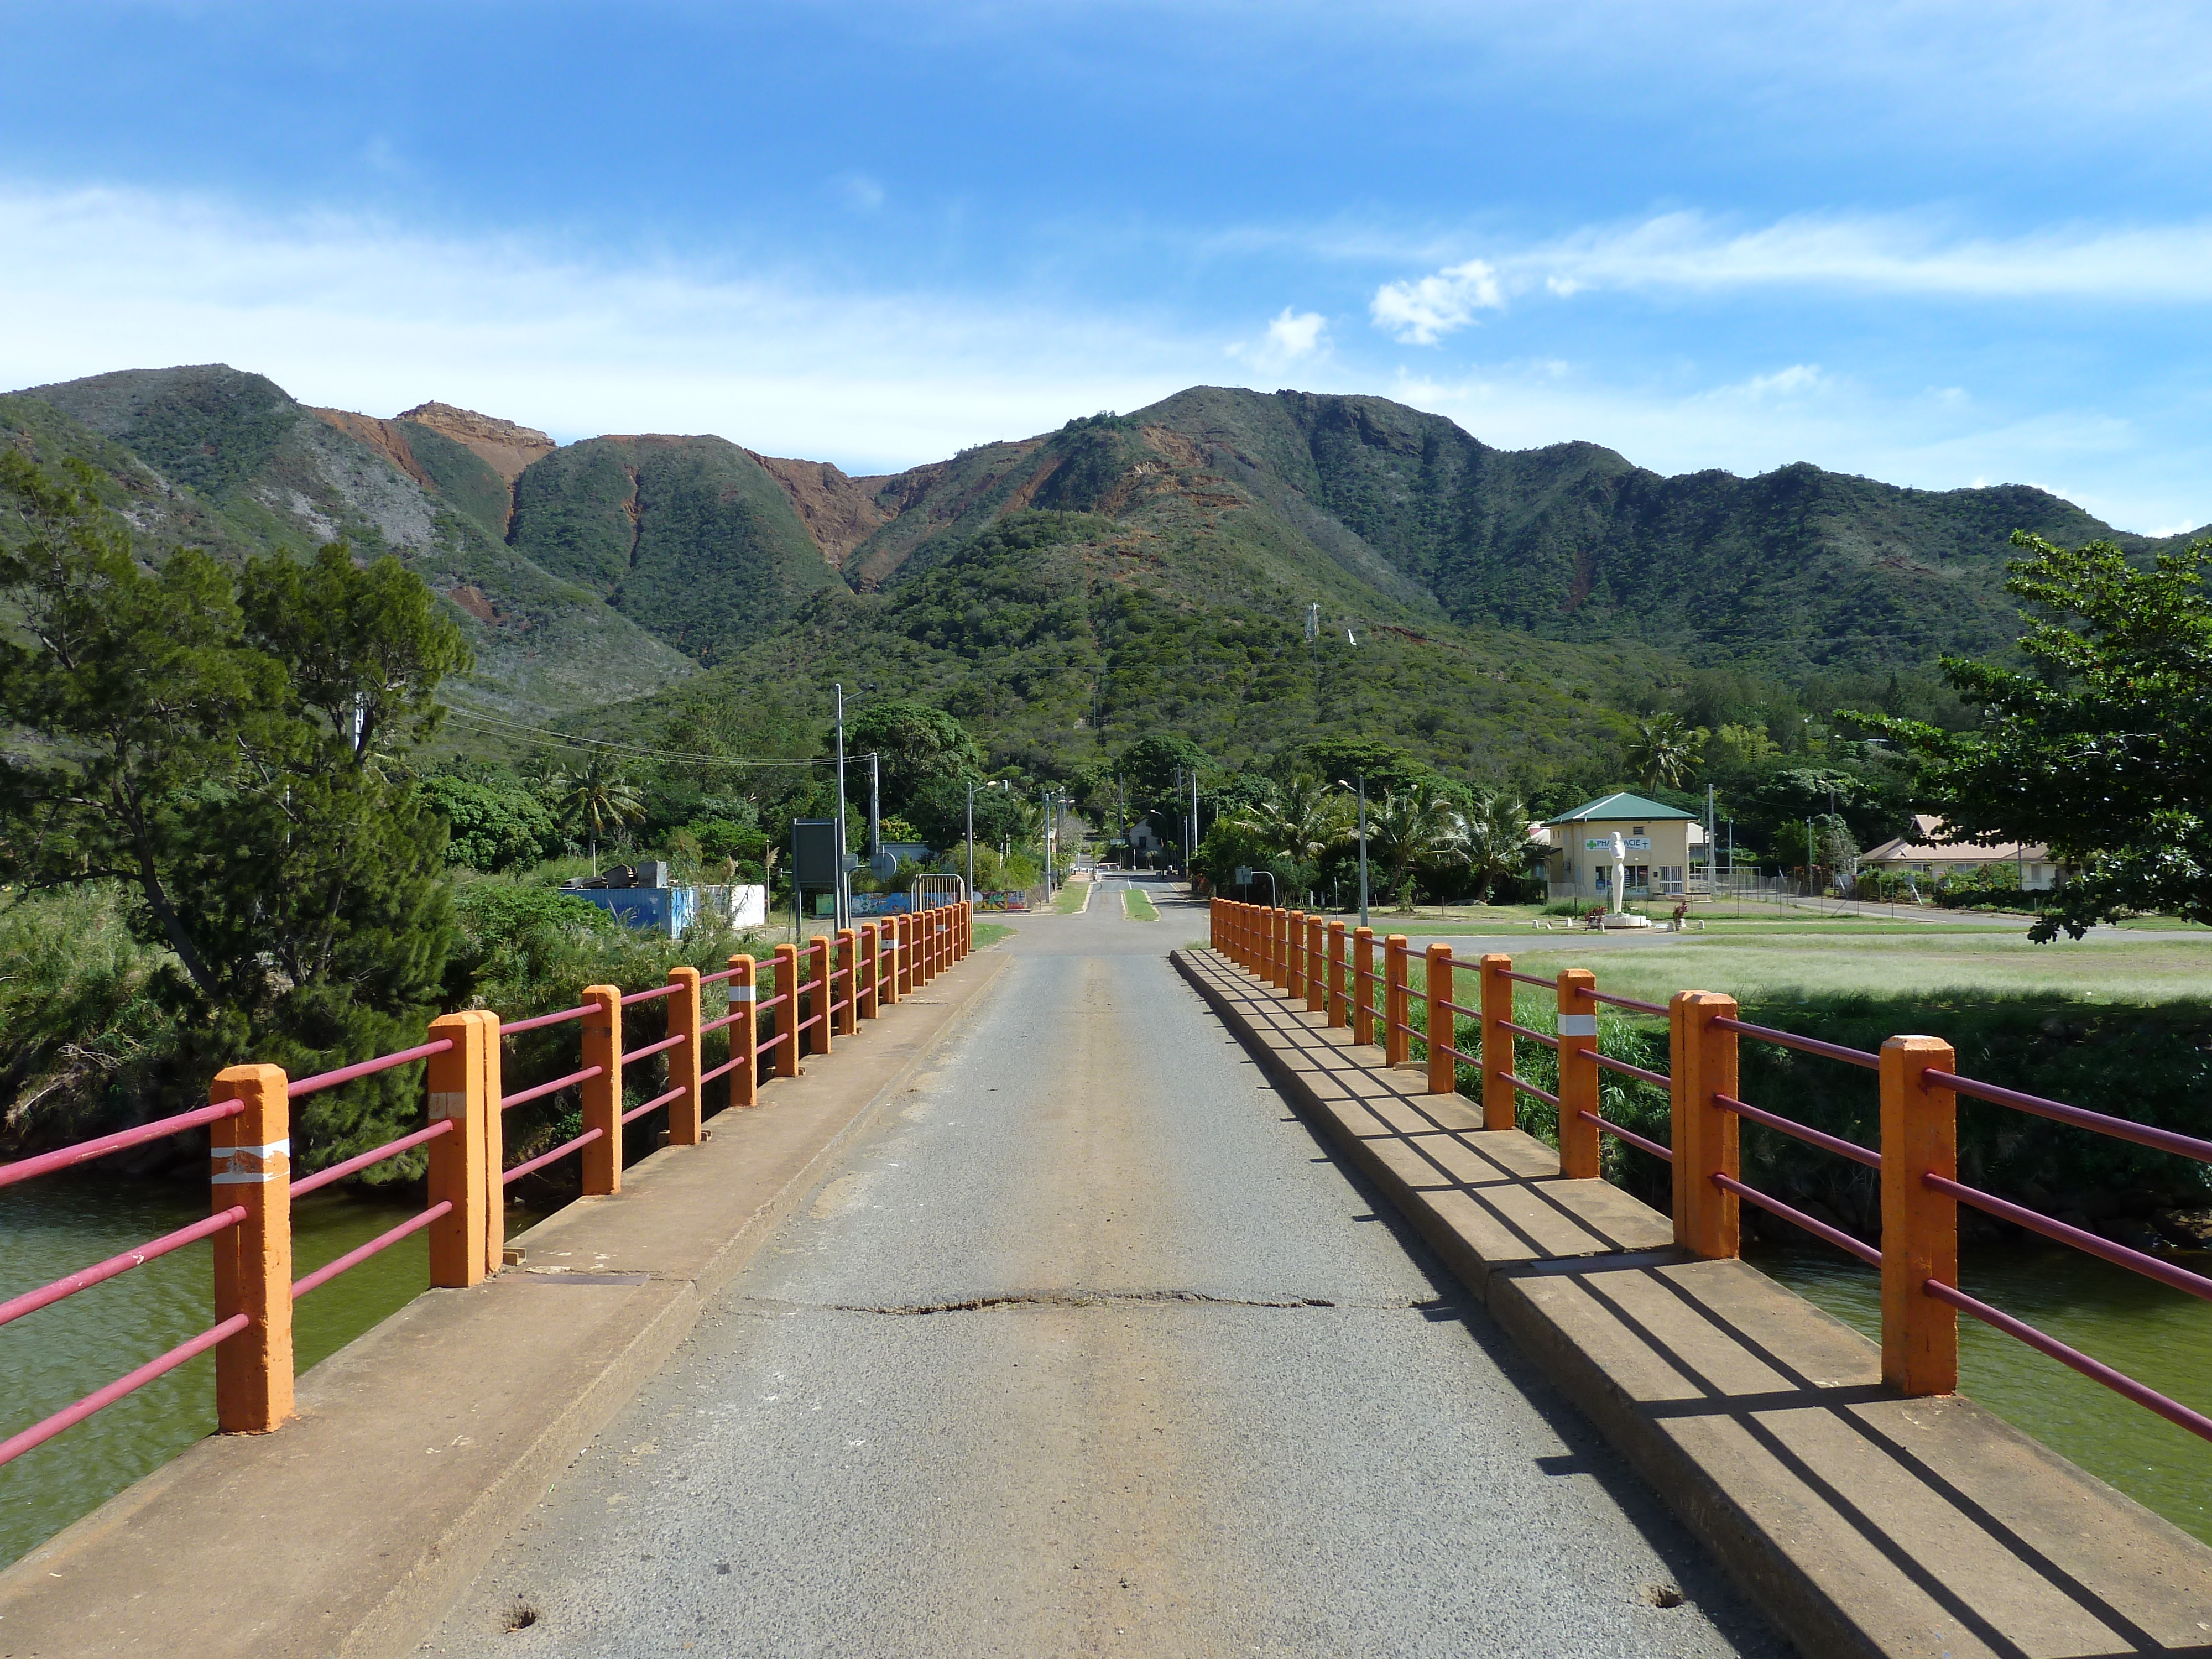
[1585,836,1652,851]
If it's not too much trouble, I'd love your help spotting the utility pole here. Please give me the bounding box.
[868,752,880,862]
[833,684,851,933]
[967,780,975,895]
[1041,787,1055,899]
[1342,776,1369,927]
[1190,768,1201,888]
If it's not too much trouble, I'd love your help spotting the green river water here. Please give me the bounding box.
[1755,1241,2212,1545]
[3,1182,2208,1569]
[0,1176,549,1570]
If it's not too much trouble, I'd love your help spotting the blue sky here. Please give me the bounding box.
[4,2,2210,531]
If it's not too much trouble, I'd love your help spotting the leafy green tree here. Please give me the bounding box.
[0,453,467,1158]
[421,775,560,872]
[1239,775,1348,864]
[1461,791,1536,902]
[1626,714,1704,790]
[1368,781,1468,902]
[847,699,984,811]
[1856,532,2212,938]
[554,752,646,863]
[907,776,1033,854]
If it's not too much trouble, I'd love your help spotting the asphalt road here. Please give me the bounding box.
[429,876,1783,1657]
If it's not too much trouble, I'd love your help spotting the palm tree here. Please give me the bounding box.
[1240,774,1349,865]
[554,751,645,864]
[1626,714,1703,791]
[1367,782,1467,907]
[1461,790,1535,904]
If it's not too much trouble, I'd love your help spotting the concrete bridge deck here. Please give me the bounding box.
[425,877,1778,1657]
[11,878,2208,1656]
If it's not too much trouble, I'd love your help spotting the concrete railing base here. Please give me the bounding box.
[1175,946,2212,1659]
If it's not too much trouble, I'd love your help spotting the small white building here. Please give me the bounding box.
[1536,792,1709,902]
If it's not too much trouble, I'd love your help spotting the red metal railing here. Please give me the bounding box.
[0,1098,244,1191]
[0,1098,262,1469]
[1209,900,2212,1447]
[5,905,975,1476]
[288,1038,453,1099]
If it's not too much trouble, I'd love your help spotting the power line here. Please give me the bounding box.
[440,706,834,770]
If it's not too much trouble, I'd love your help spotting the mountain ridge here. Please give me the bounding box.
[11,366,2204,763]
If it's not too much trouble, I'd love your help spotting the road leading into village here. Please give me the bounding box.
[431,876,1782,1657]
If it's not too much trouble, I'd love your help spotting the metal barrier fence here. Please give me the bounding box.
[1208,899,2212,1444]
[0,902,974,1464]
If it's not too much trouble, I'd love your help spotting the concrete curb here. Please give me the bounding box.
[1172,946,2212,1659]
[0,952,1011,1659]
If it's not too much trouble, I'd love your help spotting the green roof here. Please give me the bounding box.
[1546,791,1699,825]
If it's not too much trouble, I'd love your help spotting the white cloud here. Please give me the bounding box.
[1369,258,1503,343]
[837,173,886,212]
[0,183,1191,472]
[1520,210,2212,302]
[1733,364,1824,399]
[1228,306,1330,374]
[1383,359,2207,533]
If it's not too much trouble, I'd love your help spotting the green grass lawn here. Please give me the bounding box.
[1433,927,2212,1008]
[1053,880,1088,914]
[971,922,1014,950]
[1124,888,1159,922]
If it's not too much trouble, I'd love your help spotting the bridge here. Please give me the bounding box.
[2,882,2209,1656]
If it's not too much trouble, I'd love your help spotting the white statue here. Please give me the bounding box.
[1610,831,1628,914]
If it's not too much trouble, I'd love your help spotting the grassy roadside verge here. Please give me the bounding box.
[971,922,1015,950]
[1053,881,1088,914]
[1125,888,1159,922]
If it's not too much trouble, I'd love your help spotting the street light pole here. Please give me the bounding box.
[1338,777,1369,927]
[833,683,850,933]
[868,752,880,862]
[967,780,975,895]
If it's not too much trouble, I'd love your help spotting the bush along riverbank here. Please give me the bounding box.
[1410,988,2212,1255]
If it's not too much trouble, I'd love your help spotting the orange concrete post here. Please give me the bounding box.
[1669,991,1739,1258]
[891,913,910,1001]
[1556,968,1600,1178]
[1305,916,1327,1014]
[1244,904,1258,970]
[1286,910,1306,1000]
[1265,908,1282,987]
[210,1062,293,1433]
[834,930,858,1036]
[581,984,622,1196]
[1479,954,1516,1131]
[478,1008,505,1276]
[426,1011,488,1287]
[1384,935,1412,1067]
[859,924,880,1020]
[1881,1035,1959,1396]
[808,935,833,1055]
[726,954,760,1107]
[1353,926,1376,1046]
[1425,943,1457,1095]
[770,945,801,1077]
[1210,897,1219,949]
[666,965,703,1145]
[1326,921,1348,1027]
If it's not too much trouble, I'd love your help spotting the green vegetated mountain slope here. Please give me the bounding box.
[2,366,700,716]
[577,382,2204,789]
[578,499,1681,794]
[822,385,2198,677]
[507,435,841,662]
